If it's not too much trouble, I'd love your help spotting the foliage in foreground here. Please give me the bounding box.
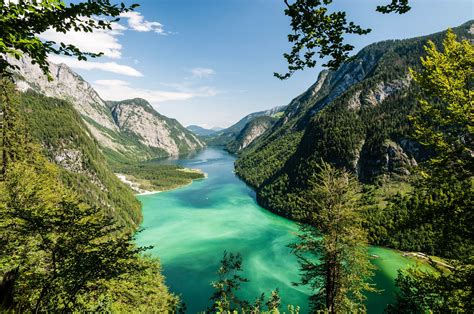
[387,30,473,311]
[387,262,474,313]
[0,82,177,312]
[208,251,300,314]
[0,0,137,77]
[276,0,411,78]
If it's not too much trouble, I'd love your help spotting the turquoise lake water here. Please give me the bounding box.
[136,148,423,313]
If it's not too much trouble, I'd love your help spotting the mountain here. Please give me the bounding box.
[9,56,204,162]
[226,115,277,153]
[206,105,286,149]
[7,57,205,228]
[106,98,204,160]
[187,125,218,136]
[235,21,473,219]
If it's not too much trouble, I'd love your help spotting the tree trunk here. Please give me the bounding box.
[0,267,19,309]
[1,85,7,180]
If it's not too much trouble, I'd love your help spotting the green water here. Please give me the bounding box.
[136,148,423,313]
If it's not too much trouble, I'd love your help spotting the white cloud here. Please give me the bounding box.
[120,12,166,34]
[190,67,215,78]
[41,27,123,59]
[39,11,167,63]
[93,80,217,103]
[49,55,143,77]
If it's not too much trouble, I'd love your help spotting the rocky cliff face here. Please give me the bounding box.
[226,116,275,153]
[108,98,204,157]
[9,56,204,161]
[9,55,118,131]
[237,117,273,151]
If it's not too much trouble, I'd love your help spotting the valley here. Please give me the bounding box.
[135,148,430,313]
[0,1,472,311]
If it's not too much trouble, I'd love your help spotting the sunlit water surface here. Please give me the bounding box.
[136,148,422,313]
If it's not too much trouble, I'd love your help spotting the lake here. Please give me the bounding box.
[136,148,421,313]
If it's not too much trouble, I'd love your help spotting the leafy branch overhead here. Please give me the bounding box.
[275,0,411,79]
[0,0,139,78]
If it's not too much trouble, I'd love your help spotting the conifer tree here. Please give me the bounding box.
[290,162,376,313]
[409,29,473,180]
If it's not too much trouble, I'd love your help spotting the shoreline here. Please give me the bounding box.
[135,190,161,196]
[233,164,449,270]
[116,168,207,197]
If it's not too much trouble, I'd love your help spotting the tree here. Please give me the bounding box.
[387,261,474,313]
[386,29,474,313]
[0,159,144,311]
[209,251,249,313]
[290,162,376,313]
[276,0,411,79]
[208,251,293,314]
[409,29,473,180]
[0,0,138,78]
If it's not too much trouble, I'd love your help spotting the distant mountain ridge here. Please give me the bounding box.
[187,125,218,136]
[206,105,286,151]
[9,56,205,162]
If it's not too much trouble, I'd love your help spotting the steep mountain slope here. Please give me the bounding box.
[235,21,473,219]
[206,105,285,148]
[187,125,218,136]
[17,90,142,229]
[107,98,204,160]
[9,57,204,162]
[226,116,277,153]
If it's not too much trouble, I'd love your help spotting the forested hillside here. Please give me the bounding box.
[236,22,473,259]
[0,80,178,311]
[17,91,142,229]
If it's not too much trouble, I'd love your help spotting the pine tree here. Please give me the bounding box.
[290,162,376,313]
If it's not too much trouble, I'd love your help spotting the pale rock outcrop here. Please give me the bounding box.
[364,77,412,107]
[109,98,205,156]
[238,122,271,151]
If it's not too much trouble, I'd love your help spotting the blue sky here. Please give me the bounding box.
[45,0,473,128]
